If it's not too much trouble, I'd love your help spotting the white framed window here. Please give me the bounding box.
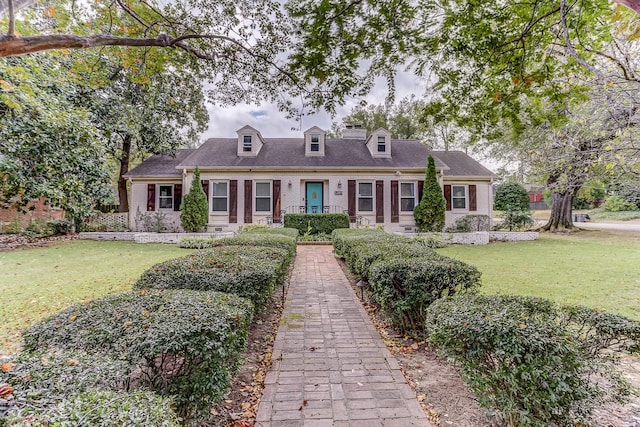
[255,182,272,212]
[158,185,173,210]
[211,181,228,212]
[310,134,320,152]
[358,182,373,212]
[400,182,416,211]
[452,185,467,209]
[377,136,386,152]
[243,135,252,152]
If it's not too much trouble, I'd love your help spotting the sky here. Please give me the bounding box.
[200,70,429,141]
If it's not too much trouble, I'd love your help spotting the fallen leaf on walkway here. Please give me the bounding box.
[299,400,309,411]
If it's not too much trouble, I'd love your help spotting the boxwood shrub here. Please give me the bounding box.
[22,289,253,413]
[4,390,180,427]
[424,294,640,426]
[368,256,480,332]
[1,350,130,419]
[284,213,350,235]
[135,245,288,308]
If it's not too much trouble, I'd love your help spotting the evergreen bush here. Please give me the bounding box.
[369,256,480,332]
[493,182,530,211]
[135,246,288,307]
[425,294,640,426]
[22,289,253,413]
[603,195,639,212]
[180,166,208,232]
[283,213,350,235]
[413,156,446,232]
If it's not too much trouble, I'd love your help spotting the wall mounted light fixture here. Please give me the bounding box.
[337,180,342,189]
[288,180,292,188]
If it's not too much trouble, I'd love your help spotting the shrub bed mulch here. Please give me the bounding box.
[0,234,77,251]
[337,257,640,427]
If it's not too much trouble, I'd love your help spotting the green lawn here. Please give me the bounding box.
[438,230,640,321]
[0,240,193,356]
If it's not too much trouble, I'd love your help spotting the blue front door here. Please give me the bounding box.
[306,182,323,213]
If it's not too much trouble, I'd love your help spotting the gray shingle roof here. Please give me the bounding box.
[430,150,498,178]
[179,138,448,170]
[124,139,496,179]
[124,149,196,178]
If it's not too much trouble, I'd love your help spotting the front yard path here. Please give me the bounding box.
[255,245,432,426]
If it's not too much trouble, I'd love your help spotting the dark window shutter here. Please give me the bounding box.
[391,180,399,223]
[348,180,356,223]
[229,180,238,223]
[173,184,182,211]
[444,184,452,211]
[469,184,477,211]
[418,180,424,202]
[376,180,384,223]
[244,180,252,223]
[273,180,281,221]
[146,184,155,211]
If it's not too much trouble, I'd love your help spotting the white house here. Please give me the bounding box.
[124,125,497,232]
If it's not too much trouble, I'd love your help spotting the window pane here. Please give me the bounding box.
[378,144,385,152]
[212,182,227,197]
[212,198,227,212]
[311,143,319,152]
[359,183,372,197]
[400,183,414,197]
[256,198,271,211]
[452,198,466,209]
[311,134,319,143]
[358,198,373,211]
[256,182,270,197]
[159,198,173,209]
[159,186,172,197]
[453,186,466,197]
[401,198,415,211]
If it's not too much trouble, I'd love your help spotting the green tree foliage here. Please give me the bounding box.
[74,53,208,213]
[331,96,428,142]
[0,56,111,221]
[414,156,446,232]
[494,182,530,211]
[180,167,208,233]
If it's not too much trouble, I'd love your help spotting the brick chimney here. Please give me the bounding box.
[342,124,367,140]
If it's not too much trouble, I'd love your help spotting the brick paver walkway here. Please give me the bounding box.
[255,245,432,427]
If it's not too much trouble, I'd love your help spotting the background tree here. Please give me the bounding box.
[0,55,111,222]
[72,53,208,213]
[414,156,446,232]
[331,96,428,142]
[180,167,208,233]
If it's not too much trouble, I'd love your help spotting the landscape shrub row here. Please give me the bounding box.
[332,229,480,333]
[135,245,289,308]
[425,294,640,426]
[283,213,349,235]
[2,229,296,424]
[1,290,252,423]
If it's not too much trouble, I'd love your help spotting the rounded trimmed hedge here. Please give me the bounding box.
[21,289,253,412]
[135,245,288,308]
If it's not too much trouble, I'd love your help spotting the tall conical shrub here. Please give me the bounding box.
[414,155,446,231]
[180,167,208,232]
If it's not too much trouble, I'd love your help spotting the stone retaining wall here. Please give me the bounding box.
[78,232,234,243]
[402,231,540,245]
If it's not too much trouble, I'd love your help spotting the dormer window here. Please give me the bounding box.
[366,128,392,158]
[243,135,252,152]
[310,135,320,152]
[304,126,326,157]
